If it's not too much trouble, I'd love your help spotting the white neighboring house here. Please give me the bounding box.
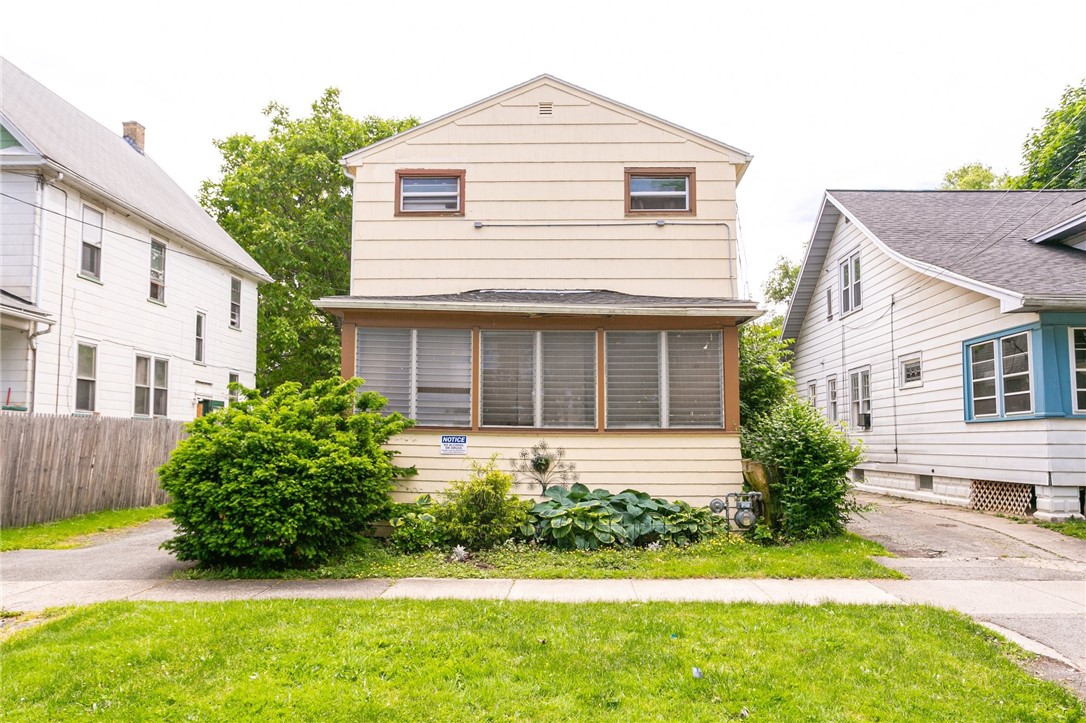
[0,57,271,420]
[784,190,1086,521]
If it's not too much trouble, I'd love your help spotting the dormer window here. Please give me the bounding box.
[625,168,695,215]
[395,170,465,216]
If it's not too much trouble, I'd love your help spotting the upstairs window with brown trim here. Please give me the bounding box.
[625,168,695,215]
[395,170,465,216]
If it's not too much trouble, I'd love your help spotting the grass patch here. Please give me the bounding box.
[183,533,901,580]
[0,506,168,551]
[2,600,1081,721]
[1036,519,1086,540]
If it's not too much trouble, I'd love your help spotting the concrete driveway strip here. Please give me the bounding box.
[2,580,164,612]
[873,579,1084,616]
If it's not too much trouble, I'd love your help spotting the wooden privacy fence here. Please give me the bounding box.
[0,412,187,527]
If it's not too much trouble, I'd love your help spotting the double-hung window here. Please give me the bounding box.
[839,251,861,314]
[967,332,1032,419]
[356,328,472,426]
[807,381,817,406]
[228,372,240,403]
[481,331,596,428]
[80,206,103,279]
[1073,328,1086,413]
[134,355,169,417]
[849,367,871,429]
[149,240,166,302]
[395,170,465,215]
[75,343,96,412]
[195,312,206,363]
[625,168,695,215]
[827,376,838,421]
[605,331,722,428]
[229,278,241,329]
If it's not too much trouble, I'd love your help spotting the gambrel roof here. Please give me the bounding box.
[783,190,1086,340]
[341,74,754,179]
[0,57,271,281]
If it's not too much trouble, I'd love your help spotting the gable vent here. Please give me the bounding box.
[538,102,553,116]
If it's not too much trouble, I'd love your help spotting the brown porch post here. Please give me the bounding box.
[722,323,740,432]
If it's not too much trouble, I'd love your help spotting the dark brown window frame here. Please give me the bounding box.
[395,169,466,217]
[624,167,696,217]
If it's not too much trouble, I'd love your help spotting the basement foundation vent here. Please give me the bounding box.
[969,480,1031,515]
[538,102,553,116]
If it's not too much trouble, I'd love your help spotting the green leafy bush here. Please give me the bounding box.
[159,378,415,568]
[742,396,863,539]
[526,484,725,550]
[435,457,530,550]
[739,320,794,425]
[388,495,446,553]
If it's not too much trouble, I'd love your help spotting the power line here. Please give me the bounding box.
[0,189,266,280]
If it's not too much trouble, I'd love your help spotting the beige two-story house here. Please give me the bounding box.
[317,75,759,504]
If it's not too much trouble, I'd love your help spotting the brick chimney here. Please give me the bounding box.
[122,121,145,154]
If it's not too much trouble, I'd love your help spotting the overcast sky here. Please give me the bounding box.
[3,0,1084,299]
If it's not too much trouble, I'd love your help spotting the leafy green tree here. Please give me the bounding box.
[762,256,800,305]
[738,318,794,425]
[939,162,1011,190]
[201,90,418,391]
[1016,80,1086,189]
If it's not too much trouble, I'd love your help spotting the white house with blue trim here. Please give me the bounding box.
[783,190,1086,521]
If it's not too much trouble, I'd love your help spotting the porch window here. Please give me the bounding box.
[625,168,695,215]
[356,328,471,426]
[605,330,722,428]
[396,170,465,215]
[967,331,1032,419]
[481,331,596,428]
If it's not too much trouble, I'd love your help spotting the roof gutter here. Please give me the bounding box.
[39,159,273,283]
[315,297,763,320]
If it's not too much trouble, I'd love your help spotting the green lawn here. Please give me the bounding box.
[1037,518,1086,540]
[183,532,901,580]
[0,506,169,551]
[2,600,1080,721]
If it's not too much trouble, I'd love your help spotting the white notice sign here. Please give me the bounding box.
[440,435,468,455]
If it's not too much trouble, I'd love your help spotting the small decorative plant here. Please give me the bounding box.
[514,440,579,494]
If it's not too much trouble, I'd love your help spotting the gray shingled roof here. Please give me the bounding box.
[0,57,270,281]
[829,190,1086,297]
[782,190,1086,340]
[317,289,761,317]
[1,288,52,320]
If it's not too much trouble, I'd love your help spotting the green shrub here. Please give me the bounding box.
[159,377,415,568]
[388,495,446,553]
[526,484,726,549]
[741,395,863,539]
[739,320,794,424]
[436,457,530,550]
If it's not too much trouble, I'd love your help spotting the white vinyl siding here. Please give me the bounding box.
[605,331,722,429]
[1073,328,1086,413]
[80,206,103,279]
[75,343,96,412]
[355,328,471,426]
[481,331,596,428]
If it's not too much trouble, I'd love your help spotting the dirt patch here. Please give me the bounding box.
[1022,656,1086,704]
